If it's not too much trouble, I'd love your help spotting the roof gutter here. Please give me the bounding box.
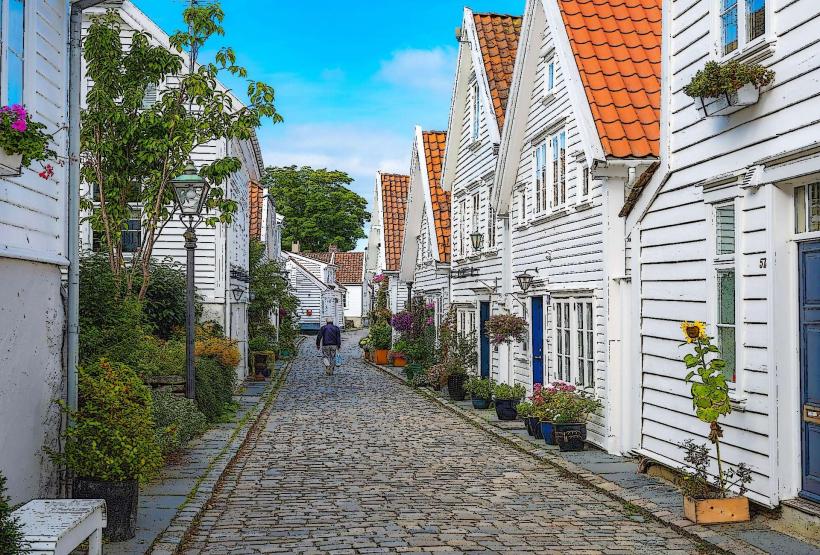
[67,0,107,423]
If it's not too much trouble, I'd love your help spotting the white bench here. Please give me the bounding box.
[13,499,106,555]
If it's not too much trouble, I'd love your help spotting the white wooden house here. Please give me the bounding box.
[441,9,522,380]
[490,0,660,452]
[80,1,264,379]
[366,172,410,318]
[0,0,78,505]
[399,127,451,330]
[622,0,820,508]
[285,250,345,333]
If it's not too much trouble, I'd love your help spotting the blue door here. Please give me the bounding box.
[800,240,820,501]
[531,296,544,386]
[480,302,490,378]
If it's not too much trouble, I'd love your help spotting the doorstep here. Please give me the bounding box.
[103,357,294,555]
[367,360,820,555]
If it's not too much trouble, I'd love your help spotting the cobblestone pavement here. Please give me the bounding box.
[182,332,709,554]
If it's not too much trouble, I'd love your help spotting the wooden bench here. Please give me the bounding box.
[13,499,106,555]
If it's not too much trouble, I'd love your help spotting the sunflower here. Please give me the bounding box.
[680,321,707,343]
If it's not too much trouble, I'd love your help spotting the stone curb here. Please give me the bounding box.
[365,360,760,555]
[149,340,301,555]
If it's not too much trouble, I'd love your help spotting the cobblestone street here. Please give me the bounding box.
[182,333,708,554]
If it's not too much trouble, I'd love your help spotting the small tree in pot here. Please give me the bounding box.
[678,321,753,523]
[55,360,163,541]
[465,376,495,409]
[493,383,527,421]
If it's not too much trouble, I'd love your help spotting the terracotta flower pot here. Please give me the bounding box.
[683,495,750,524]
[374,349,389,365]
[392,354,407,367]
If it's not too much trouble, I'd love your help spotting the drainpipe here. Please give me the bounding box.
[67,0,105,422]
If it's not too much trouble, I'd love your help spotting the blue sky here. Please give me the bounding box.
[132,0,523,247]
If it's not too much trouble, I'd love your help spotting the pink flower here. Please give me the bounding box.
[425,317,434,325]
[425,302,436,310]
[11,118,26,132]
[38,164,54,180]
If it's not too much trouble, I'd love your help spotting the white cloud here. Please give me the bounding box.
[376,46,457,93]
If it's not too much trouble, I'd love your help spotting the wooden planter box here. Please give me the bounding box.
[683,495,750,524]
[0,148,22,177]
[696,83,760,117]
[373,349,389,365]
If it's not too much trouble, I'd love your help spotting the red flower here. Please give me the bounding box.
[38,164,54,180]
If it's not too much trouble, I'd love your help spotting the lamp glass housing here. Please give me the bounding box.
[516,271,534,293]
[172,162,209,216]
[470,232,484,251]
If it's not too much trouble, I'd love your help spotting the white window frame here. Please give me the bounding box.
[458,198,467,258]
[533,141,549,214]
[544,55,556,97]
[1,0,26,106]
[577,163,592,203]
[471,192,480,253]
[549,130,567,209]
[707,198,741,391]
[470,79,481,142]
[715,0,769,59]
[552,296,596,392]
[794,182,820,235]
[487,203,497,248]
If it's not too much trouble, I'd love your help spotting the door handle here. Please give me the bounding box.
[533,355,542,360]
[804,405,820,425]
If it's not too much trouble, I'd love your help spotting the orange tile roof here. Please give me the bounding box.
[557,0,661,158]
[249,181,263,241]
[380,173,410,272]
[472,12,523,130]
[301,251,364,285]
[422,131,451,263]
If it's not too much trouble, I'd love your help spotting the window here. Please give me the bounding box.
[713,202,737,383]
[545,57,556,96]
[720,0,766,56]
[551,130,567,207]
[3,0,25,104]
[343,292,348,307]
[469,311,476,335]
[488,205,496,248]
[555,301,571,381]
[142,82,158,108]
[458,199,466,257]
[795,183,820,233]
[518,189,527,226]
[534,141,548,213]
[459,311,466,337]
[471,192,480,252]
[470,80,481,142]
[576,301,594,387]
[579,165,590,200]
[92,210,142,253]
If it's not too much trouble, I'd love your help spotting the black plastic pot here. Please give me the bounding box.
[74,477,138,541]
[494,399,519,421]
[524,417,534,436]
[553,423,587,452]
[447,374,467,401]
[526,416,543,439]
[471,397,491,409]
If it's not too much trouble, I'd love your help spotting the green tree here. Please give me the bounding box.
[81,3,282,299]
[248,239,298,343]
[263,166,369,251]
[0,471,26,554]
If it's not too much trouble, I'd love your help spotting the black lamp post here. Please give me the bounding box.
[171,161,210,400]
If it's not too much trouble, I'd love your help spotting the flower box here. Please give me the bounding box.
[0,148,22,177]
[695,83,760,117]
[683,495,750,524]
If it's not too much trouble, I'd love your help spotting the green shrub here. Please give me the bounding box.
[493,382,527,401]
[56,360,162,483]
[140,258,193,339]
[516,401,533,418]
[195,356,237,422]
[550,390,602,424]
[466,376,495,400]
[0,471,26,554]
[152,390,207,455]
[369,322,392,349]
[248,336,272,352]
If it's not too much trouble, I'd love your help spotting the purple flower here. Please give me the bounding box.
[425,302,436,310]
[10,118,26,132]
[426,317,434,325]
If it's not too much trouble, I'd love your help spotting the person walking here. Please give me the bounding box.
[316,317,341,375]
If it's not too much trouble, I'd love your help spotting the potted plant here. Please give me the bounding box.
[678,321,753,524]
[369,322,392,365]
[55,360,163,541]
[484,314,528,345]
[0,104,55,176]
[516,401,535,435]
[390,339,410,367]
[465,376,495,409]
[550,389,602,452]
[425,363,449,391]
[446,363,469,401]
[248,336,274,380]
[683,60,775,117]
[493,382,527,420]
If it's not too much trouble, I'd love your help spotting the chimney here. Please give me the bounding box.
[328,244,338,253]
[292,241,300,253]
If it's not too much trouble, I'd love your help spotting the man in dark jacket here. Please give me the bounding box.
[316,318,341,375]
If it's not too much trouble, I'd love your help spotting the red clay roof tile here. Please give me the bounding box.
[249,182,263,241]
[380,173,410,272]
[422,131,451,263]
[472,12,523,130]
[557,0,661,159]
[303,251,364,284]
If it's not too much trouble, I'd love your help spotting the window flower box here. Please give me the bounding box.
[0,148,22,177]
[0,105,55,177]
[695,83,760,117]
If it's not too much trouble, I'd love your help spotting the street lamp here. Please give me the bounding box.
[516,268,537,293]
[171,161,210,400]
[470,231,484,251]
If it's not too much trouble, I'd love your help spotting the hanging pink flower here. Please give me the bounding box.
[38,163,54,180]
